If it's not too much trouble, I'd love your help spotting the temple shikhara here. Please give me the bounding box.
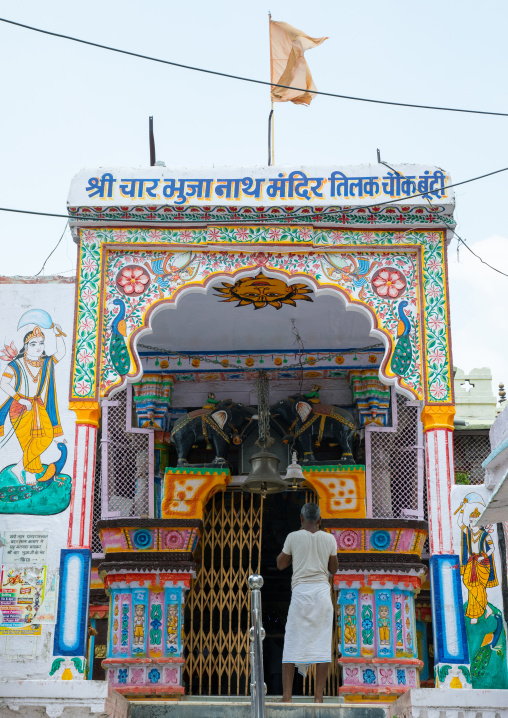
[0,162,506,718]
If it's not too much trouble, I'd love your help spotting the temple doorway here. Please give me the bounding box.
[183,486,340,698]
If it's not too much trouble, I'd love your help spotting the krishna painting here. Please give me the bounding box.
[0,309,71,514]
[456,492,498,623]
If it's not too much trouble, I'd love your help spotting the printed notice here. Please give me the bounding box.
[0,565,46,636]
[33,570,59,624]
[2,532,48,564]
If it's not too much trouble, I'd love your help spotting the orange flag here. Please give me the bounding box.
[270,20,328,106]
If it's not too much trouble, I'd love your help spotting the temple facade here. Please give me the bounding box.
[0,163,506,717]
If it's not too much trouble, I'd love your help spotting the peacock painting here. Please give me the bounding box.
[110,298,130,376]
[390,300,412,377]
[38,441,68,485]
[471,613,504,679]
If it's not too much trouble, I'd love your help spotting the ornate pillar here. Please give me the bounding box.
[421,405,471,689]
[98,467,231,697]
[67,401,101,549]
[348,369,392,428]
[133,375,174,518]
[52,402,101,677]
[324,520,427,702]
[98,520,200,697]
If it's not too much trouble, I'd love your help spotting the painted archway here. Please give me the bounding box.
[70,225,453,411]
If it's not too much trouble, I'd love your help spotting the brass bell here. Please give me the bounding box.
[284,451,305,491]
[242,450,287,496]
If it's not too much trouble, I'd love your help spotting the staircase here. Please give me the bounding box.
[130,699,388,718]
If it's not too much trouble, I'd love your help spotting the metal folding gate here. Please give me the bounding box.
[184,488,340,698]
[184,490,263,696]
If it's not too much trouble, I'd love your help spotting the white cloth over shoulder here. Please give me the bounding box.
[282,582,333,677]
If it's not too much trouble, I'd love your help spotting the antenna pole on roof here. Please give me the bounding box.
[149,116,156,166]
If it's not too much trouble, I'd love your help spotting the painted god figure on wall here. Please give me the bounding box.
[378,605,391,646]
[344,605,357,645]
[456,493,498,624]
[0,311,71,515]
[133,605,146,646]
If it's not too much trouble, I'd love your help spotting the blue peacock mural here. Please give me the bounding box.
[390,300,412,377]
[109,298,130,376]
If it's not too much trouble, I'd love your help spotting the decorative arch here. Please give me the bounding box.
[70,226,452,406]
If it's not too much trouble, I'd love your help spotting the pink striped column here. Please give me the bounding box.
[67,402,101,549]
[67,423,98,549]
[421,405,471,689]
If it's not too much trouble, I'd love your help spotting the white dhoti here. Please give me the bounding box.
[282,582,333,677]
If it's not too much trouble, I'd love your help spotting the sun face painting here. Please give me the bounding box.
[214,274,313,310]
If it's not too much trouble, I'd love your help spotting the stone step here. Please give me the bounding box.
[130,700,388,718]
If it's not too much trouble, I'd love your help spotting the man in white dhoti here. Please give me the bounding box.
[276,502,338,703]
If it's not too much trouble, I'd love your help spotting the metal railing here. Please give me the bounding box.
[248,574,266,718]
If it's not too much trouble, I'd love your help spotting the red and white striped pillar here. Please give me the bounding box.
[67,402,101,549]
[421,405,471,689]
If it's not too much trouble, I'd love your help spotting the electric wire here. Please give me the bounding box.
[33,221,69,276]
[378,160,508,278]
[1,162,508,223]
[453,233,508,278]
[2,16,508,118]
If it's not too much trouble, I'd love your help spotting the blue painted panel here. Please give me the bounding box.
[165,586,182,656]
[132,588,149,657]
[402,590,416,657]
[338,588,359,657]
[53,549,91,656]
[430,554,469,664]
[375,589,394,658]
[416,619,429,680]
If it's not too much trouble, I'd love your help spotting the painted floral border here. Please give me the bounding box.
[71,227,451,404]
[68,204,454,227]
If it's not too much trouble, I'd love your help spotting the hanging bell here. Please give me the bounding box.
[242,450,287,496]
[284,451,305,491]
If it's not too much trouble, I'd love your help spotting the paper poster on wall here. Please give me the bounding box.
[2,531,48,564]
[0,565,46,636]
[33,570,59,624]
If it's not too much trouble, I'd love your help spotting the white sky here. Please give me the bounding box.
[0,0,507,396]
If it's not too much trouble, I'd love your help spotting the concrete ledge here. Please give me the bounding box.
[0,681,128,718]
[130,701,387,718]
[389,688,508,717]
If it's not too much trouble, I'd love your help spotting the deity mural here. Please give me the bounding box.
[133,605,146,648]
[344,604,357,646]
[453,489,508,689]
[456,493,498,624]
[378,605,391,646]
[0,309,71,514]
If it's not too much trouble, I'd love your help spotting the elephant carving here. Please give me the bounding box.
[270,394,358,465]
[170,400,258,466]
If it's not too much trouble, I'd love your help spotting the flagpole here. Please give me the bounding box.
[271,101,275,165]
[268,12,275,166]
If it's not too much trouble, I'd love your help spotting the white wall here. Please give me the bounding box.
[0,277,77,680]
